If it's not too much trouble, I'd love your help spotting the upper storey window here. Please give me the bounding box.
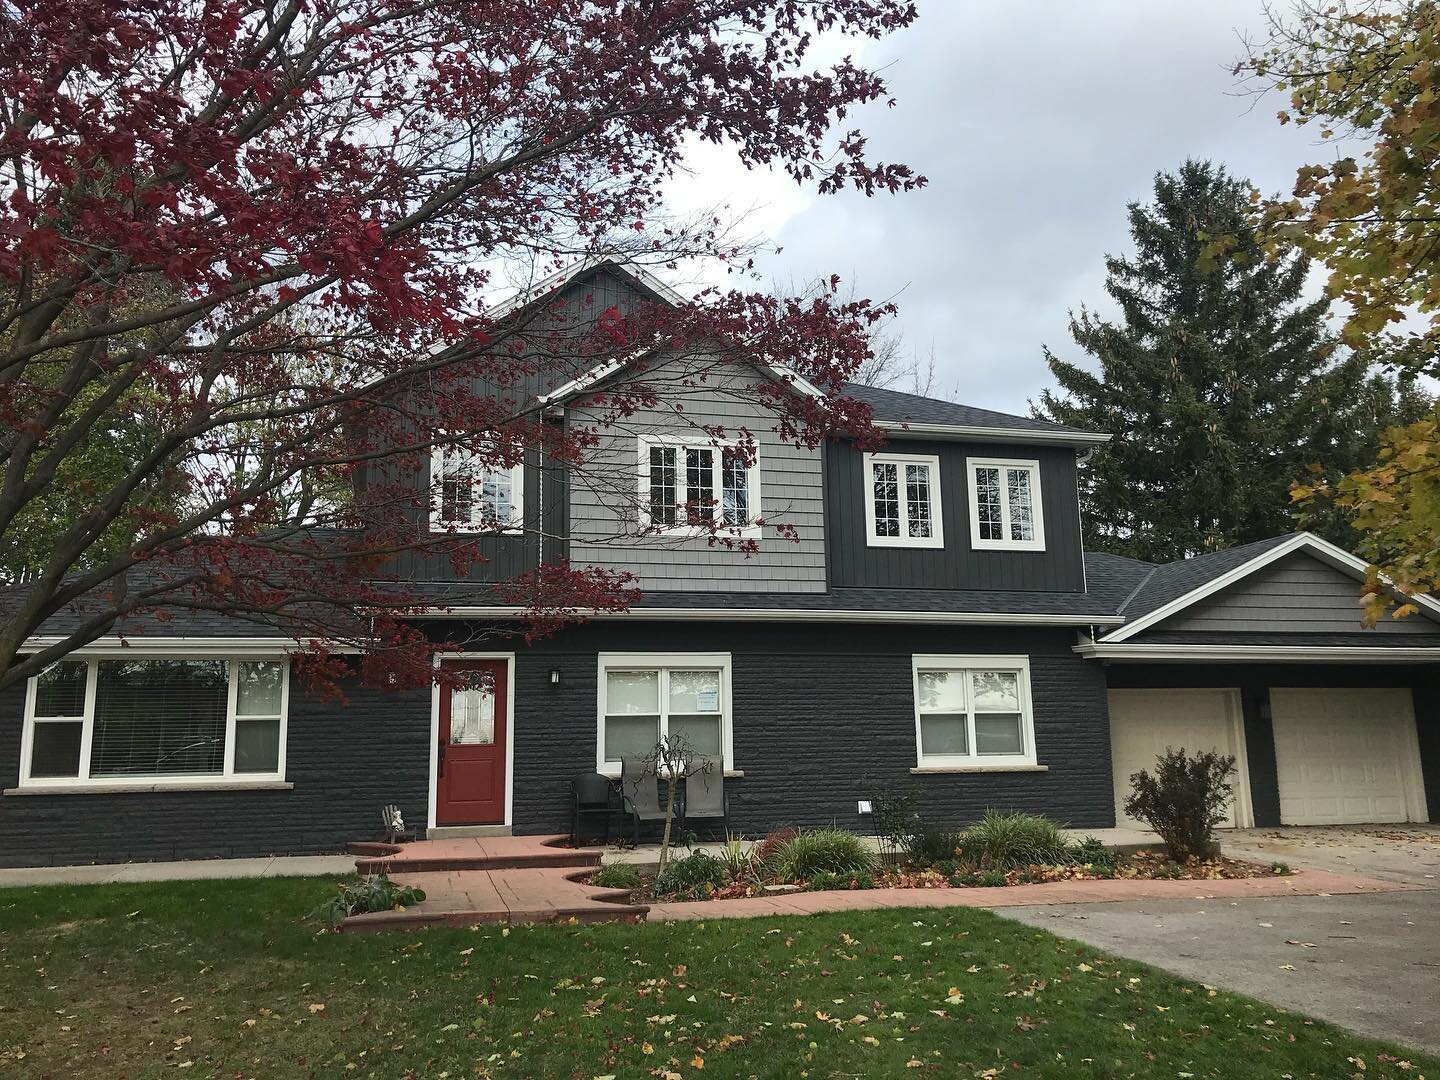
[863,452,943,549]
[431,445,524,533]
[967,457,1044,551]
[638,436,759,534]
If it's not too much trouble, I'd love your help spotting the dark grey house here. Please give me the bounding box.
[3,262,1438,866]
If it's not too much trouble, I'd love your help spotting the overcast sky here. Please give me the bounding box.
[666,0,1331,416]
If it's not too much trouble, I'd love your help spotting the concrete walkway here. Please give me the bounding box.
[0,853,354,888]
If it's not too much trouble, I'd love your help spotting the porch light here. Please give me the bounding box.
[549,668,562,686]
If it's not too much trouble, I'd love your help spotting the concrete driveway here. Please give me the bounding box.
[1000,825,1440,1056]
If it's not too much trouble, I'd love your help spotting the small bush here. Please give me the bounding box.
[717,832,755,882]
[807,869,874,891]
[1070,835,1117,871]
[771,827,874,883]
[932,858,957,877]
[653,850,729,899]
[951,869,982,888]
[977,869,1008,888]
[959,810,1070,869]
[1271,862,1291,876]
[1156,861,1183,880]
[1123,748,1236,862]
[310,874,426,928]
[589,862,643,890]
[906,825,966,867]
[753,826,800,874]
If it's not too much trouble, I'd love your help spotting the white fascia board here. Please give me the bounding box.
[410,607,1124,626]
[488,257,687,322]
[18,636,357,656]
[876,421,1111,448]
[1100,531,1440,644]
[1075,642,1440,664]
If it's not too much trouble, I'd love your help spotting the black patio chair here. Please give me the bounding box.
[571,772,618,846]
[620,756,667,847]
[680,756,726,838]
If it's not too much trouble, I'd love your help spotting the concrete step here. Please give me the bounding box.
[426,825,513,840]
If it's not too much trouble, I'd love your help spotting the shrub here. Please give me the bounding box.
[1123,748,1236,862]
[958,810,1070,869]
[717,832,755,882]
[1271,862,1291,875]
[771,827,874,883]
[589,862,643,890]
[807,869,874,891]
[977,869,1008,888]
[1070,835,1117,871]
[652,850,729,899]
[906,825,965,868]
[753,826,800,876]
[310,874,426,928]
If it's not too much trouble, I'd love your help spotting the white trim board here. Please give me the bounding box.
[878,420,1110,449]
[1076,642,1440,663]
[428,652,517,831]
[411,607,1125,626]
[1099,532,1440,644]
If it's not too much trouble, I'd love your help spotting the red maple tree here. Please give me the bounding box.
[0,0,923,691]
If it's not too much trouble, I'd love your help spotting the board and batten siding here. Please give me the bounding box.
[1163,553,1440,635]
[824,438,1086,593]
[565,358,827,592]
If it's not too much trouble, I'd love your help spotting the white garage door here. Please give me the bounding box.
[1108,689,1248,830]
[1270,688,1427,825]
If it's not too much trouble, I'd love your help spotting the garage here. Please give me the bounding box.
[1270,688,1429,825]
[1108,688,1251,829]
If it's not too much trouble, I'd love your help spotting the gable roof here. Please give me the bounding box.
[1097,531,1440,643]
[489,257,686,321]
[1081,550,1158,613]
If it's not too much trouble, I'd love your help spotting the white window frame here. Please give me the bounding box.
[911,654,1037,769]
[863,452,944,549]
[18,656,291,790]
[429,443,525,534]
[966,456,1045,552]
[636,435,761,538]
[595,652,734,777]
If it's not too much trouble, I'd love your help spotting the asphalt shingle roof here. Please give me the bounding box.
[842,383,1102,439]
[1111,534,1300,622]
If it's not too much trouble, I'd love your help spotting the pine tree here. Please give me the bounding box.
[1034,160,1423,562]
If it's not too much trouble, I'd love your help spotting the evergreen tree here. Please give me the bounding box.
[1034,160,1423,562]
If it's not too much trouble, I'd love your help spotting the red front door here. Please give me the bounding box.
[436,660,508,825]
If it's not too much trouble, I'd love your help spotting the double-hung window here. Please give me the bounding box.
[431,444,524,532]
[912,655,1036,769]
[967,457,1044,551]
[597,653,732,774]
[21,657,290,787]
[638,436,758,534]
[863,452,943,548]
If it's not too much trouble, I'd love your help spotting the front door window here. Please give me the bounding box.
[449,686,495,745]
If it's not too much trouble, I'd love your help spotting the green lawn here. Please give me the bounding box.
[0,877,1432,1079]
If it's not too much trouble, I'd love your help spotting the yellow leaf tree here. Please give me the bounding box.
[1244,0,1440,620]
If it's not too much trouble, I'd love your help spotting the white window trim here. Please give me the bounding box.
[595,651,734,777]
[911,654,1037,769]
[863,452,944,549]
[636,434,761,538]
[966,456,1046,552]
[17,657,290,791]
[429,443,525,534]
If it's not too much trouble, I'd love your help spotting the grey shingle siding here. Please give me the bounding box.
[1114,535,1297,622]
[1160,553,1440,635]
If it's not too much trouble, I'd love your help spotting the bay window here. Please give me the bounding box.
[638,436,758,533]
[912,655,1036,768]
[20,657,290,787]
[597,653,732,774]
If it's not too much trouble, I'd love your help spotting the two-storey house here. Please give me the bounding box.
[4,260,1438,866]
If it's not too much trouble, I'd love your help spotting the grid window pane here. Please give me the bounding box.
[607,670,659,714]
[30,721,82,778]
[974,466,1003,540]
[872,461,900,537]
[604,714,660,762]
[722,449,749,526]
[35,660,87,717]
[669,714,722,757]
[90,659,229,777]
[649,446,678,525]
[1007,468,1035,541]
[905,463,933,538]
[439,449,474,524]
[917,670,965,712]
[668,670,720,713]
[971,671,1020,712]
[975,714,1024,756]
[685,447,715,523]
[234,718,281,773]
[480,466,514,525]
[919,714,968,756]
[237,661,283,716]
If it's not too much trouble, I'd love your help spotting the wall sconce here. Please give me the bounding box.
[549,669,562,686]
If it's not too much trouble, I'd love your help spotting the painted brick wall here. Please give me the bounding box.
[0,669,431,867]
